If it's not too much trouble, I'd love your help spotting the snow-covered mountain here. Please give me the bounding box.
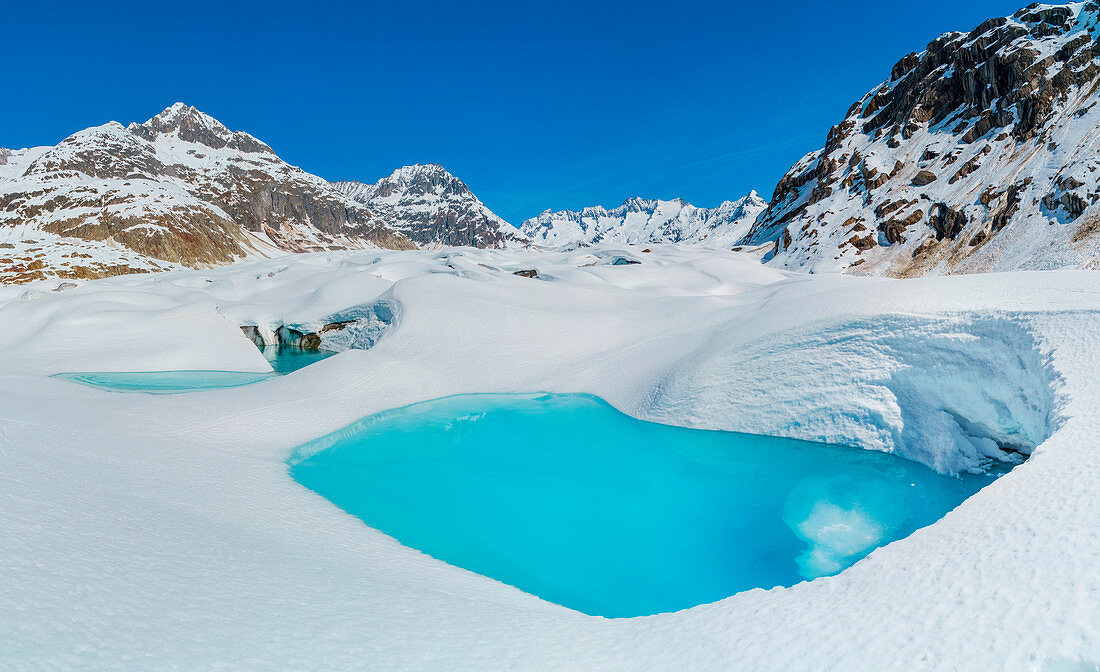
[742,2,1100,276]
[0,105,436,283]
[520,192,767,246]
[333,164,522,249]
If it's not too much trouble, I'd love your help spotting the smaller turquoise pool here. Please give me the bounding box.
[259,346,335,374]
[289,393,1002,618]
[56,346,336,393]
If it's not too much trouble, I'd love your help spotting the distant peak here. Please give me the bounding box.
[620,196,653,210]
[161,101,191,116]
[520,191,766,246]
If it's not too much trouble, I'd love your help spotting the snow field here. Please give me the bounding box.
[0,244,1098,670]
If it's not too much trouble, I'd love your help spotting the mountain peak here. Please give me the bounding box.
[373,163,472,199]
[619,196,655,211]
[392,162,446,174]
[145,102,229,133]
[384,163,454,181]
[333,164,520,248]
[129,103,271,154]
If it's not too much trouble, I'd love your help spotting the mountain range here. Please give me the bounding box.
[6,1,1100,282]
[0,105,536,283]
[519,193,767,247]
[0,103,763,283]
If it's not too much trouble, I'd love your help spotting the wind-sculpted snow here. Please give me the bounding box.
[645,313,1060,474]
[1,245,1098,670]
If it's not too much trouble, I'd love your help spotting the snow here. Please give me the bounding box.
[2,244,1099,669]
[0,146,50,180]
[0,233,184,284]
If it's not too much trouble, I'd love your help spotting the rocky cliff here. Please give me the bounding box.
[742,1,1100,275]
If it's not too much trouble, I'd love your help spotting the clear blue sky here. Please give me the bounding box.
[2,0,1024,223]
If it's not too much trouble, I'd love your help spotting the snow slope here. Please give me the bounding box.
[520,193,767,246]
[0,146,49,180]
[1,245,1098,670]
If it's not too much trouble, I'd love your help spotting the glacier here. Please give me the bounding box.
[1,243,1098,669]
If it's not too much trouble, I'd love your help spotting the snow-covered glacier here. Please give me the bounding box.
[1,245,1098,670]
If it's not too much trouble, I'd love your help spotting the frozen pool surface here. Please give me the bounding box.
[56,346,336,393]
[289,393,1000,618]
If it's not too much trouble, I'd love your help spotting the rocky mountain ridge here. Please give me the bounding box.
[334,164,521,249]
[0,104,421,282]
[0,104,515,283]
[741,1,1100,275]
[520,192,767,247]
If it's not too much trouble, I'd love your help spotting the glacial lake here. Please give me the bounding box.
[288,393,1000,618]
[56,346,336,393]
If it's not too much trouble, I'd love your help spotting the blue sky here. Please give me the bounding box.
[2,0,1023,223]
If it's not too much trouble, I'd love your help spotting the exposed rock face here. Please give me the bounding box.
[520,192,767,246]
[0,103,421,283]
[333,164,522,248]
[741,1,1100,275]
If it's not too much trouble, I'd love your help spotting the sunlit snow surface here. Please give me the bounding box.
[2,244,1097,670]
[289,393,996,617]
[55,346,335,393]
